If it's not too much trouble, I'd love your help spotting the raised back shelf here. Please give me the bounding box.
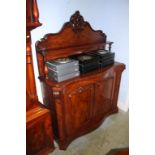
[36,11,107,57]
[35,11,111,80]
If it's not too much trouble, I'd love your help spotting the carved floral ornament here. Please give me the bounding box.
[70,11,86,32]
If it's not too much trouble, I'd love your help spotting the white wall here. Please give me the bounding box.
[31,0,129,110]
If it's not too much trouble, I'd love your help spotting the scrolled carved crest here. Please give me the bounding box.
[70,11,86,32]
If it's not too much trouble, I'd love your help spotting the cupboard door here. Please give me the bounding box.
[64,82,94,135]
[94,77,114,117]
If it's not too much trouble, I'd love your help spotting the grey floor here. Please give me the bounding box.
[49,110,129,155]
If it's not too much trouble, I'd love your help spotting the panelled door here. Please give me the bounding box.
[64,81,94,135]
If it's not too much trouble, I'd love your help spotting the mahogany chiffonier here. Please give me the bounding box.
[35,11,125,150]
[26,0,54,154]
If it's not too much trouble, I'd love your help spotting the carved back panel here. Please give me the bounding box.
[36,11,107,79]
[36,11,106,53]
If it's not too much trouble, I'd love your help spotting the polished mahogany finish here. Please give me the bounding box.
[26,107,54,155]
[26,0,54,154]
[36,11,107,80]
[26,0,42,110]
[26,0,42,31]
[36,11,125,150]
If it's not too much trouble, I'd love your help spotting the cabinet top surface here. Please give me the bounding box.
[45,62,125,88]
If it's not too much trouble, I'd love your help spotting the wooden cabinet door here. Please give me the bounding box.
[64,81,94,135]
[94,76,114,117]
